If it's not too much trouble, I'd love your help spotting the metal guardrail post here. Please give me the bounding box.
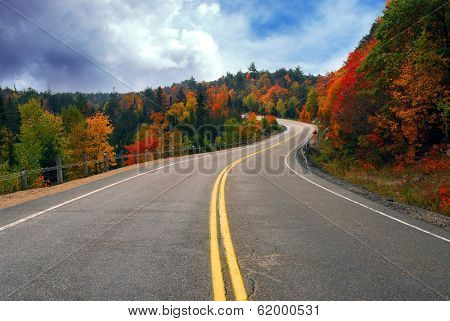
[119,151,124,167]
[56,157,63,184]
[82,153,88,177]
[19,170,27,190]
[103,152,109,172]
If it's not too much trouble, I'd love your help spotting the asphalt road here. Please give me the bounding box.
[0,119,448,300]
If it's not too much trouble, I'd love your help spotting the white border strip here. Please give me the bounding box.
[284,127,450,243]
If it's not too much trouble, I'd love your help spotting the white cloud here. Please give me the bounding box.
[0,0,384,92]
[197,3,220,16]
[208,0,382,76]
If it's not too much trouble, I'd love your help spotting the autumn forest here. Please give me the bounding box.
[0,0,448,214]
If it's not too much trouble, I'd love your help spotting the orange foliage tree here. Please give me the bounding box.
[260,84,289,106]
[85,112,115,172]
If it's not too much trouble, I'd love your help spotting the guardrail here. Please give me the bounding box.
[0,127,286,194]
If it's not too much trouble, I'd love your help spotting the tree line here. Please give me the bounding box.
[300,0,449,213]
[0,66,312,193]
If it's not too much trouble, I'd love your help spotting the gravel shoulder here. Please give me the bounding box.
[301,147,449,231]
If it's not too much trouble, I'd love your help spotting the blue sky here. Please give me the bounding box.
[241,0,383,37]
[222,1,318,38]
[0,0,386,92]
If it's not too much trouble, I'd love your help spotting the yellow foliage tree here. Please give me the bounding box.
[185,91,197,112]
[167,101,189,124]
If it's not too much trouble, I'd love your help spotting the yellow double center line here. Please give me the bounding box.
[209,131,298,301]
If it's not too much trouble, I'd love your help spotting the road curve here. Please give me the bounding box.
[0,119,448,300]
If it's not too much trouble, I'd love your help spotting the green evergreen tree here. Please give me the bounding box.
[0,88,5,125]
[156,87,168,111]
[176,87,186,104]
[74,93,89,115]
[4,96,20,134]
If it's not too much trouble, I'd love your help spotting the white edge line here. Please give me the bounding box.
[284,124,450,243]
[0,127,291,233]
[0,160,189,233]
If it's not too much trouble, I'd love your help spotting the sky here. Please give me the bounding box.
[0,0,386,93]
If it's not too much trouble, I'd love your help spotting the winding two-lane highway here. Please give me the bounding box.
[0,119,448,300]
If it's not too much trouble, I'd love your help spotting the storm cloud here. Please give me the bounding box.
[0,0,384,92]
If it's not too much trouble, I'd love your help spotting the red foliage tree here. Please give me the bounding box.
[124,138,159,165]
[325,40,377,148]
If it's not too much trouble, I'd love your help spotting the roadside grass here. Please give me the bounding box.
[0,163,20,195]
[310,147,450,216]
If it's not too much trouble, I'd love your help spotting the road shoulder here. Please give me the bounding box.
[301,149,449,231]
